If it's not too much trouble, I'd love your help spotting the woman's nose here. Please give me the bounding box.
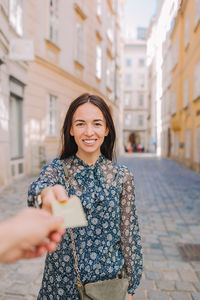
[85,125,94,135]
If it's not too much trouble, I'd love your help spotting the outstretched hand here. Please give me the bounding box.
[0,207,65,263]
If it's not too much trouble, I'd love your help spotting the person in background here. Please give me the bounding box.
[28,93,143,300]
[0,206,65,264]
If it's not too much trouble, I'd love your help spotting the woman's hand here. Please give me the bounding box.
[128,294,133,300]
[41,185,69,213]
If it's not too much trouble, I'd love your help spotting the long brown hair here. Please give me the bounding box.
[60,93,116,160]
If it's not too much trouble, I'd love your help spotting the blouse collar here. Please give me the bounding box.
[73,153,104,170]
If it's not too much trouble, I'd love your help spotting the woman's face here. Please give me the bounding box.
[70,103,109,159]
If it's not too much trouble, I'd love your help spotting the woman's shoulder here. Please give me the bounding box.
[42,157,73,172]
[103,157,134,178]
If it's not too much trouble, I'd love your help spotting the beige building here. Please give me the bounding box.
[0,0,125,187]
[123,36,148,152]
[170,0,200,172]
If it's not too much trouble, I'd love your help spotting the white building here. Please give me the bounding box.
[0,0,29,186]
[146,0,181,155]
[123,37,148,152]
[0,0,125,187]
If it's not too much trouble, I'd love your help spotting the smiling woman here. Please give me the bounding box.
[27,93,143,300]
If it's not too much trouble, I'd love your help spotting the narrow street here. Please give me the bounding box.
[0,155,200,299]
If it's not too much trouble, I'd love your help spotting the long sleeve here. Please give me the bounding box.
[27,158,63,207]
[120,168,143,294]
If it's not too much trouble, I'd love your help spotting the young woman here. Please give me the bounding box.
[28,93,143,300]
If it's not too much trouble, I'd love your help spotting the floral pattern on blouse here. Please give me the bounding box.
[28,154,143,299]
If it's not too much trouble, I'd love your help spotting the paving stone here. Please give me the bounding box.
[133,289,147,300]
[175,281,195,292]
[163,271,180,281]
[179,270,199,282]
[145,271,161,280]
[152,261,168,270]
[170,291,192,300]
[156,280,175,291]
[148,290,170,300]
[5,282,30,296]
[139,279,155,290]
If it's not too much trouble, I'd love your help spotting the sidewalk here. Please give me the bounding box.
[0,157,200,299]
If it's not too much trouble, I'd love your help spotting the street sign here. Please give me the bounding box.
[9,39,34,61]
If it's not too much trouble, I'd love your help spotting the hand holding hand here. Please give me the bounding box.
[41,185,69,213]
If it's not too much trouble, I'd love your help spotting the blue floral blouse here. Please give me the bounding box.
[28,154,143,299]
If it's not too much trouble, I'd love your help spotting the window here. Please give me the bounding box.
[124,92,131,106]
[106,58,114,90]
[106,11,114,42]
[183,78,189,108]
[124,113,131,126]
[125,74,131,85]
[49,0,58,44]
[138,93,144,106]
[96,0,101,17]
[138,73,145,88]
[185,17,190,48]
[138,115,143,126]
[195,0,200,28]
[185,130,191,159]
[171,91,176,114]
[47,95,57,137]
[194,61,200,99]
[75,23,84,66]
[96,45,102,79]
[126,58,132,67]
[172,39,178,69]
[10,95,23,159]
[138,58,145,67]
[9,0,23,36]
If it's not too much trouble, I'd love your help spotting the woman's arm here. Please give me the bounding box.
[119,167,143,295]
[28,159,67,209]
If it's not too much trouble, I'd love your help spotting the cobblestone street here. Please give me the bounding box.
[0,155,200,299]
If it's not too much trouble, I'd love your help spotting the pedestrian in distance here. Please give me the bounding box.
[28,93,143,300]
[0,207,65,264]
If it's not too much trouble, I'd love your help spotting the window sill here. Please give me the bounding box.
[95,75,101,83]
[193,95,200,102]
[96,14,102,24]
[194,19,200,32]
[74,59,84,70]
[11,156,24,161]
[45,39,60,53]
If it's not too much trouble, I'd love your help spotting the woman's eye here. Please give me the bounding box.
[94,123,102,126]
[76,123,84,127]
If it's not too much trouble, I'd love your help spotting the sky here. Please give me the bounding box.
[123,0,157,39]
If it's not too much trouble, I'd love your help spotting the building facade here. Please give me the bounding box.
[0,0,124,187]
[146,0,181,155]
[0,0,29,186]
[123,37,148,152]
[170,0,200,172]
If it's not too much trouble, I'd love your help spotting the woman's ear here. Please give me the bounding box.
[105,128,109,136]
[70,127,74,136]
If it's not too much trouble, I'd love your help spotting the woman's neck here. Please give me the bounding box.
[76,151,100,165]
